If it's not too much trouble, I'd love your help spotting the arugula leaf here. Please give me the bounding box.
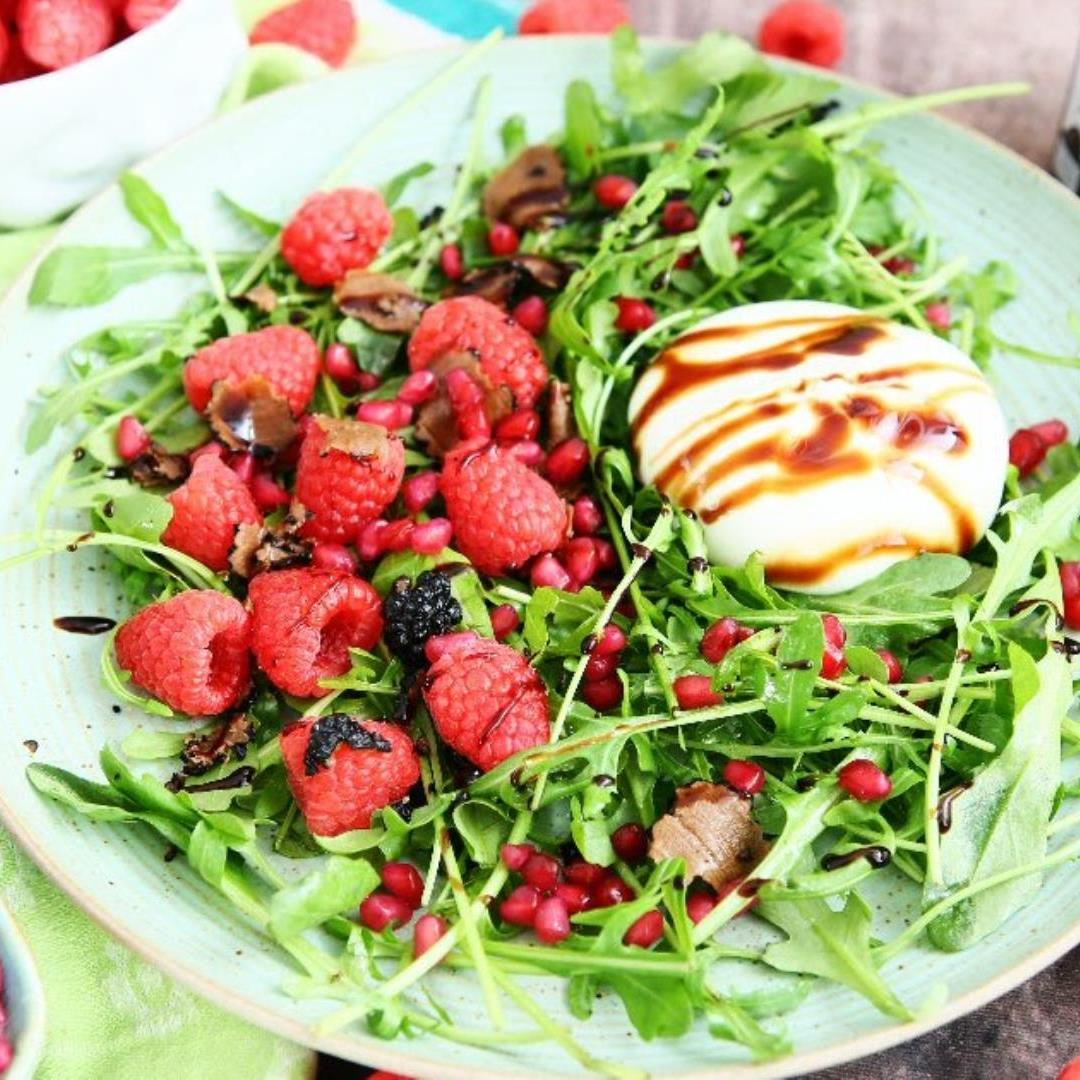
[269,855,378,938]
[119,173,188,252]
[563,80,605,179]
[26,763,140,822]
[452,799,511,866]
[383,162,436,207]
[766,611,823,740]
[605,972,695,1040]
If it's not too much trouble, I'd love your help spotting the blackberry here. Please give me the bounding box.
[383,570,462,665]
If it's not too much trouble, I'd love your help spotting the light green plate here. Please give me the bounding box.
[0,37,1078,1080]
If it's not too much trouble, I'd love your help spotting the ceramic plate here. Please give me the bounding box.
[0,37,1078,1080]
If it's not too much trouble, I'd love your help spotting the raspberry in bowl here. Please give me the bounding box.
[0,0,246,227]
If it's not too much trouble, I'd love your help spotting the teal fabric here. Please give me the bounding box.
[386,0,522,37]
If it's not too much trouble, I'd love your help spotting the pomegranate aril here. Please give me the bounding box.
[582,676,623,711]
[877,649,903,684]
[925,301,952,329]
[0,1036,12,1071]
[717,876,760,915]
[522,852,562,892]
[593,623,627,656]
[531,553,572,590]
[564,537,600,585]
[883,255,916,275]
[701,617,748,664]
[674,674,723,709]
[381,861,424,909]
[565,860,605,888]
[413,913,448,958]
[356,370,381,392]
[624,909,664,948]
[440,243,465,281]
[821,614,847,679]
[411,518,453,555]
[591,872,635,908]
[500,884,541,927]
[117,415,151,460]
[1030,419,1069,447]
[501,842,536,872]
[545,437,590,487]
[398,369,438,406]
[572,496,603,536]
[686,889,718,925]
[611,822,648,864]
[356,399,413,430]
[615,297,656,334]
[491,604,521,640]
[360,892,414,931]
[662,199,697,234]
[488,222,520,257]
[595,174,638,210]
[445,367,490,440]
[359,519,388,561]
[403,470,440,513]
[507,439,545,467]
[381,518,415,553]
[512,295,550,337]
[251,471,290,511]
[1009,429,1047,476]
[534,896,571,944]
[554,881,591,914]
[325,343,360,385]
[837,759,893,802]
[1061,561,1080,616]
[723,759,766,796]
[593,539,617,570]
[495,408,541,442]
[311,542,358,574]
[585,650,617,682]
[730,233,747,258]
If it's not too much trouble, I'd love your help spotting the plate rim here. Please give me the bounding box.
[1,33,1078,1079]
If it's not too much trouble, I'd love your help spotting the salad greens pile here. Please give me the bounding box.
[8,27,1080,1078]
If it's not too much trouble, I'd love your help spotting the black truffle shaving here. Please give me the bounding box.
[382,570,463,666]
[304,713,391,775]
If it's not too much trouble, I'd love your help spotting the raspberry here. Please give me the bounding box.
[408,296,549,408]
[249,568,383,698]
[519,0,630,34]
[440,441,569,576]
[295,416,405,543]
[382,570,462,666]
[162,454,261,572]
[249,0,356,67]
[115,591,251,715]
[18,0,113,71]
[184,326,320,416]
[281,715,420,836]
[759,1,845,69]
[124,0,177,30]
[281,187,392,287]
[423,636,550,771]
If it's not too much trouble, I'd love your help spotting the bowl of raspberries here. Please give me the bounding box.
[0,0,246,227]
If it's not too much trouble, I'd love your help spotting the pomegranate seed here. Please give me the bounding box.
[662,199,697,234]
[424,630,479,663]
[356,399,413,430]
[500,884,541,927]
[507,439,545,467]
[723,759,766,796]
[381,518,415,553]
[189,441,225,464]
[1031,418,1069,447]
[488,222,520,256]
[564,537,600,585]
[565,860,605,888]
[522,852,562,892]
[251,471,290,511]
[117,415,151,461]
[877,649,904,684]
[440,243,464,281]
[381,861,424,909]
[593,623,627,656]
[572,495,603,535]
[444,367,491,440]
[1061,560,1080,601]
[545,437,591,486]
[398,369,438,406]
[325,343,360,386]
[491,604,521,640]
[411,518,453,555]
[686,889,718,925]
[360,892,414,931]
[594,173,638,210]
[495,408,541,442]
[311,542,358,574]
[554,881,592,913]
[358,519,389,561]
[925,301,952,329]
[717,876,760,916]
[591,873,635,908]
[675,250,697,270]
[413,913,448,958]
[821,614,847,679]
[0,1039,12,1072]
[674,674,724,709]
[228,451,255,485]
[883,255,916,275]
[730,234,747,258]
[583,676,623,711]
[624,909,664,948]
[1009,429,1048,476]
[501,843,536,872]
[512,295,549,337]
[837,759,893,803]
[534,896,572,943]
[615,297,656,334]
[403,471,440,514]
[611,823,648,864]
[531,553,572,590]
[585,651,617,682]
[356,370,381,392]
[593,539,617,571]
[700,617,751,664]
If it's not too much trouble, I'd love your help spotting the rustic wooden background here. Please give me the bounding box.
[630,0,1080,166]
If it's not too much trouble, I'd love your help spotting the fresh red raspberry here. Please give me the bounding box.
[18,0,113,70]
[249,0,356,67]
[759,1,845,69]
[184,325,320,416]
[124,0,176,30]
[249,568,383,698]
[281,715,420,836]
[440,441,569,575]
[422,635,551,771]
[281,187,392,287]
[115,591,251,715]
[408,296,549,408]
[162,454,261,572]
[519,0,630,34]
[295,416,405,544]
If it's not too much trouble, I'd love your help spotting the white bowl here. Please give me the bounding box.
[0,0,247,228]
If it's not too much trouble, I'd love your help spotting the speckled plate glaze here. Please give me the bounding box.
[0,37,1078,1080]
